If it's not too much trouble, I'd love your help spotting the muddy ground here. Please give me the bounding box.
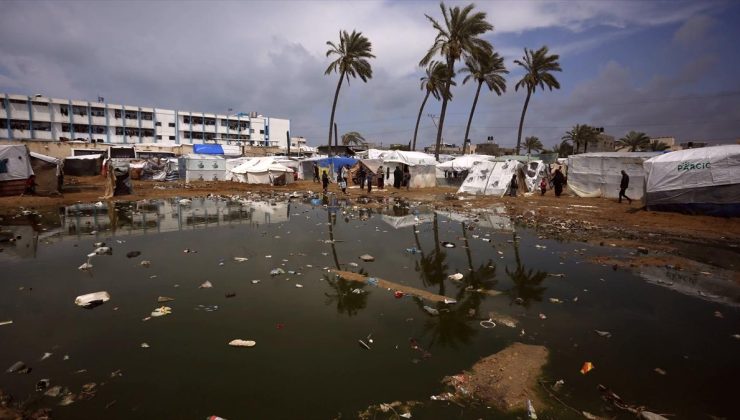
[1,176,739,283]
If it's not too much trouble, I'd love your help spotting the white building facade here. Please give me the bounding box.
[0,93,290,148]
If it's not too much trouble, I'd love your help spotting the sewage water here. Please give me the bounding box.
[0,197,738,419]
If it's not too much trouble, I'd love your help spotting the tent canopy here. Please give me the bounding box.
[568,152,659,199]
[316,156,357,173]
[383,150,437,166]
[193,144,224,155]
[0,145,33,181]
[437,154,494,171]
[232,157,294,174]
[458,160,524,196]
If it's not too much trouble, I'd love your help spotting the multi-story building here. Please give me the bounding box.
[0,93,290,148]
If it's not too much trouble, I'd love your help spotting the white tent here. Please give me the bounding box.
[380,213,434,229]
[437,154,495,172]
[568,152,659,199]
[458,160,523,196]
[643,145,740,216]
[231,157,294,185]
[0,145,33,181]
[366,149,392,160]
[522,160,549,192]
[383,150,438,188]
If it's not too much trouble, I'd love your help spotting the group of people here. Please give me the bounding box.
[509,166,631,204]
[315,162,409,194]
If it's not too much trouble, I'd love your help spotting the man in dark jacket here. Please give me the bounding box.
[619,170,632,204]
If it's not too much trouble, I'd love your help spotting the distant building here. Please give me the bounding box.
[679,141,708,149]
[650,136,682,151]
[1,92,290,148]
[588,133,616,152]
[475,142,515,156]
[424,142,463,155]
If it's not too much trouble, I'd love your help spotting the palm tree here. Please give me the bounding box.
[523,136,543,154]
[549,140,574,157]
[420,2,493,160]
[561,124,598,154]
[325,30,375,156]
[340,131,367,147]
[460,51,508,153]
[514,46,562,154]
[412,61,452,151]
[616,131,651,152]
[647,139,670,151]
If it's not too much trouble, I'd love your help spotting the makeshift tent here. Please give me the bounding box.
[568,152,659,199]
[193,143,242,156]
[29,152,63,195]
[111,161,133,195]
[437,154,495,172]
[0,145,33,196]
[297,156,328,181]
[366,149,392,160]
[457,160,525,196]
[383,150,438,188]
[225,157,254,180]
[643,145,740,216]
[522,160,549,192]
[177,154,226,182]
[63,154,103,176]
[349,159,383,185]
[316,156,358,181]
[230,157,294,185]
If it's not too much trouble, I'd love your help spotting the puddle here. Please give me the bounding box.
[0,196,738,419]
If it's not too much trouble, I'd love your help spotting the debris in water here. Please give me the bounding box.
[654,367,667,375]
[580,362,594,375]
[448,273,464,281]
[6,361,29,374]
[527,399,538,419]
[199,281,213,289]
[45,385,62,397]
[150,306,172,317]
[94,246,112,255]
[548,298,563,304]
[552,379,564,391]
[229,339,256,348]
[36,379,50,392]
[538,313,547,320]
[225,292,236,298]
[126,251,141,258]
[78,262,93,271]
[359,254,375,262]
[295,284,303,288]
[141,343,150,348]
[423,306,439,316]
[74,291,111,308]
[714,310,723,319]
[59,394,76,406]
[251,280,261,284]
[233,257,249,262]
[441,241,456,248]
[157,296,175,303]
[595,330,612,338]
[270,268,285,276]
[0,320,13,327]
[358,339,371,350]
[40,352,52,361]
[140,260,151,267]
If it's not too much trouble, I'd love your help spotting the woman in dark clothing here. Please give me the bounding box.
[321,170,329,193]
[552,168,566,197]
[403,166,411,190]
[366,171,373,193]
[393,166,403,189]
[377,166,384,189]
[509,174,518,197]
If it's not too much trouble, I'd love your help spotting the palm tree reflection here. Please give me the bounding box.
[323,270,368,317]
[505,232,547,307]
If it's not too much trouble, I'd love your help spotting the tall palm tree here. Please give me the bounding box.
[460,51,508,153]
[514,46,562,153]
[412,61,452,151]
[325,30,375,156]
[420,2,493,160]
[617,131,651,152]
[647,139,670,151]
[523,136,543,154]
[561,124,598,154]
[340,131,367,146]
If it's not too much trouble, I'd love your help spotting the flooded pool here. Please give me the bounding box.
[1,196,738,419]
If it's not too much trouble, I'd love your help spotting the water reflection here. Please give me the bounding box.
[323,271,369,317]
[505,233,547,307]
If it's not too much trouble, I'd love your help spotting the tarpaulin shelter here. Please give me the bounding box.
[230,157,294,185]
[568,152,659,200]
[315,156,358,181]
[522,160,549,192]
[437,154,495,172]
[643,145,740,216]
[193,143,242,156]
[349,159,383,185]
[29,152,63,195]
[457,160,525,196]
[383,150,438,188]
[63,154,104,176]
[0,145,33,196]
[177,154,226,182]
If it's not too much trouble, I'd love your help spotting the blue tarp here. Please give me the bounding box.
[193,144,225,155]
[317,157,357,173]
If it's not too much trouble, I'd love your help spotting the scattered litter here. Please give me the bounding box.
[423,306,439,316]
[295,284,303,288]
[443,298,457,304]
[35,379,50,392]
[359,254,375,262]
[265,255,272,258]
[141,343,150,348]
[270,268,285,276]
[126,251,141,258]
[196,305,219,312]
[229,339,256,348]
[654,367,667,375]
[351,288,364,294]
[74,291,111,308]
[199,281,213,289]
[0,320,13,327]
[441,241,456,248]
[405,247,420,254]
[448,273,464,281]
[359,339,372,350]
[157,296,175,303]
[6,361,30,374]
[44,386,62,397]
[150,306,172,317]
[480,319,496,329]
[94,246,112,255]
[59,394,76,406]
[79,382,97,400]
[225,292,236,298]
[538,313,547,320]
[526,399,537,419]
[488,312,518,328]
[251,280,261,284]
[548,273,566,278]
[714,310,723,319]
[233,257,249,262]
[140,260,151,267]
[349,262,359,267]
[394,291,404,298]
[40,352,52,361]
[580,361,594,375]
[548,298,563,304]
[78,262,93,271]
[552,379,564,391]
[183,248,197,253]
[595,330,612,338]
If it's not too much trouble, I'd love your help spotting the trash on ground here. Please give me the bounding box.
[448,273,464,281]
[527,399,537,419]
[233,257,249,262]
[549,298,563,304]
[126,251,141,258]
[359,254,375,262]
[595,330,612,338]
[423,306,439,316]
[94,246,112,255]
[199,281,213,289]
[358,339,371,350]
[295,284,303,288]
[598,384,670,420]
[157,296,175,303]
[0,320,13,327]
[654,367,667,375]
[714,310,723,318]
[44,385,62,397]
[480,319,496,328]
[580,361,595,374]
[36,379,50,392]
[405,247,420,254]
[141,343,150,348]
[140,260,151,267]
[40,352,52,361]
[150,306,172,317]
[441,241,456,248]
[79,382,97,400]
[251,280,261,284]
[59,393,76,406]
[78,262,93,271]
[74,291,111,308]
[270,268,285,276]
[6,361,29,374]
[538,313,547,320]
[229,339,256,347]
[225,292,236,298]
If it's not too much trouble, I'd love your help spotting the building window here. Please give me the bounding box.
[125,110,137,120]
[62,124,70,133]
[34,121,51,131]
[115,127,124,135]
[0,120,6,129]
[9,99,26,105]
[156,135,162,140]
[169,135,175,140]
[10,120,30,131]
[142,129,154,137]
[182,116,191,124]
[73,124,88,133]
[91,125,106,134]
[90,107,105,117]
[141,112,153,121]
[204,118,215,126]
[259,129,264,134]
[168,122,175,127]
[72,105,87,116]
[60,105,70,116]
[191,116,203,125]
[114,109,122,119]
[155,122,161,126]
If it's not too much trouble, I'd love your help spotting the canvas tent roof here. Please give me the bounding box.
[458,160,523,197]
[383,150,437,166]
[643,145,740,216]
[232,157,294,174]
[568,152,660,199]
[437,154,494,171]
[0,145,33,181]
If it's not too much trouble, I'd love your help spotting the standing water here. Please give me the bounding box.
[0,196,738,419]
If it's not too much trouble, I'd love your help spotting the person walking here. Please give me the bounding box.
[366,170,373,193]
[539,177,547,196]
[552,168,566,197]
[619,170,632,204]
[358,166,366,189]
[393,166,403,189]
[509,174,518,197]
[338,171,347,194]
[313,163,320,183]
[403,166,411,191]
[341,165,349,185]
[377,166,384,190]
[321,170,329,194]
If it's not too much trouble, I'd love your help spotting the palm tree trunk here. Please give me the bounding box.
[412,91,430,151]
[328,72,344,156]
[328,209,340,269]
[463,80,483,155]
[434,57,455,161]
[516,88,532,154]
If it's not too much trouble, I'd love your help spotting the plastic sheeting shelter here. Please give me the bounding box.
[383,150,438,188]
[30,152,63,195]
[230,157,294,185]
[193,144,242,156]
[568,152,659,200]
[0,145,33,196]
[523,160,549,192]
[644,145,740,216]
[177,154,226,182]
[64,154,103,176]
[458,160,524,196]
[437,154,494,172]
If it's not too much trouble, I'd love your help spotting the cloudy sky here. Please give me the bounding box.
[2,0,739,149]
